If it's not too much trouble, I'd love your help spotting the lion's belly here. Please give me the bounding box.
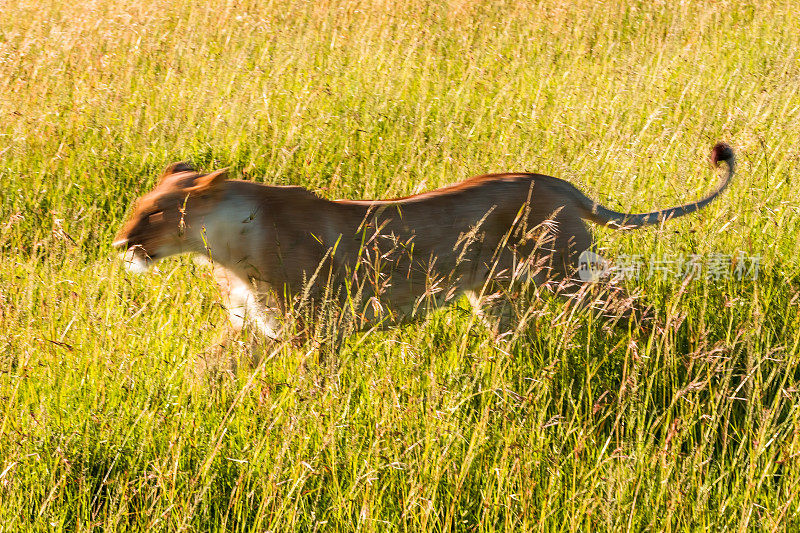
[322,231,504,324]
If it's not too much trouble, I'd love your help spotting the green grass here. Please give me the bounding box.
[2,0,800,530]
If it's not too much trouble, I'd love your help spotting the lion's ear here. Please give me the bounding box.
[160,161,196,181]
[190,168,229,193]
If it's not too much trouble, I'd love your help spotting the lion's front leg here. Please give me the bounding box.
[196,263,284,376]
[208,265,281,340]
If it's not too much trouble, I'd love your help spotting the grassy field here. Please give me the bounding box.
[2,0,800,530]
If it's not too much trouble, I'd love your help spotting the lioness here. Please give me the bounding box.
[114,143,734,341]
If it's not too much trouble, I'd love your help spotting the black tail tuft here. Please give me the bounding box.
[159,161,198,182]
[711,142,734,166]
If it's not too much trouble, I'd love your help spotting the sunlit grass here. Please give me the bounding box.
[2,0,800,530]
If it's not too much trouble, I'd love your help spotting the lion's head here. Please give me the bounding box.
[113,162,228,272]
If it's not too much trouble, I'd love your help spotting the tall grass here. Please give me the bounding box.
[1,0,800,530]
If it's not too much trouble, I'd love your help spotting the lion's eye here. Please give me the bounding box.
[148,211,164,223]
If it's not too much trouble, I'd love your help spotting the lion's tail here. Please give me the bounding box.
[575,142,735,228]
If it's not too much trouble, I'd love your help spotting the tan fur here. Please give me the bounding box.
[114,143,734,340]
